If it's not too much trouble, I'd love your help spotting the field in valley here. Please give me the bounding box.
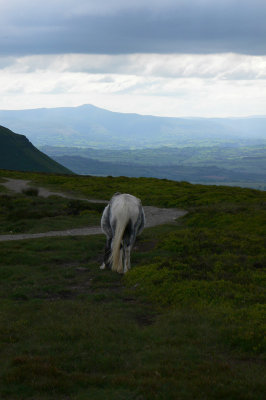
[42,144,266,190]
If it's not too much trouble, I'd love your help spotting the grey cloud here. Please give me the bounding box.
[1,53,266,82]
[0,0,266,56]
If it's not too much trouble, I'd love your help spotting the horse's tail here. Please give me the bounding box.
[109,211,130,274]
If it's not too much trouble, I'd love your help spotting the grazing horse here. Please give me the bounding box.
[100,193,145,274]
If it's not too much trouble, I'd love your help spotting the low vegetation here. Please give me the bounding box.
[0,193,105,234]
[0,169,265,399]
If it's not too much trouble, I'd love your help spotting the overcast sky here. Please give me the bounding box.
[0,0,266,117]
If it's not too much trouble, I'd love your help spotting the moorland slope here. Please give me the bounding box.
[0,125,73,174]
[0,169,265,399]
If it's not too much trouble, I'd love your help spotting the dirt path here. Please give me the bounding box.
[0,178,187,242]
[1,178,107,203]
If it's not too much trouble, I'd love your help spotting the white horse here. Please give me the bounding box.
[100,193,145,274]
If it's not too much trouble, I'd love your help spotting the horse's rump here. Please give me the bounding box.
[101,193,145,273]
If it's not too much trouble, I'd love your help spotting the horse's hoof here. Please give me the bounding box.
[99,263,106,270]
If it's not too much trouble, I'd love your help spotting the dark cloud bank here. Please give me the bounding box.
[1,0,266,56]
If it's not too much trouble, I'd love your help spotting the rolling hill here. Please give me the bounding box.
[0,125,73,174]
[0,104,265,148]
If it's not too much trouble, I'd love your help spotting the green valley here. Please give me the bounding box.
[42,144,266,190]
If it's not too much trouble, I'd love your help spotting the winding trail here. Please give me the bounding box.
[0,178,187,242]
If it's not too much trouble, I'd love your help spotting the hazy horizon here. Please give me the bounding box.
[0,103,266,120]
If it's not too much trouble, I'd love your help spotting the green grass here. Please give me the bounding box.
[125,203,266,355]
[0,235,265,400]
[0,169,265,399]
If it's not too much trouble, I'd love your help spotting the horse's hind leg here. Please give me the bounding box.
[117,246,124,274]
[100,237,112,270]
[123,232,136,273]
[123,209,144,273]
[121,241,130,274]
[123,245,131,273]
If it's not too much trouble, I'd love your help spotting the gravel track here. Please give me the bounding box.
[0,178,187,242]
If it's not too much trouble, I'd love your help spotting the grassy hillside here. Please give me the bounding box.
[0,126,73,174]
[0,169,265,399]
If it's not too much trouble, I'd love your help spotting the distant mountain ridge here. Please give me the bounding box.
[0,125,73,174]
[0,104,265,148]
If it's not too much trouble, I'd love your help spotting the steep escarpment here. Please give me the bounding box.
[0,125,73,174]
